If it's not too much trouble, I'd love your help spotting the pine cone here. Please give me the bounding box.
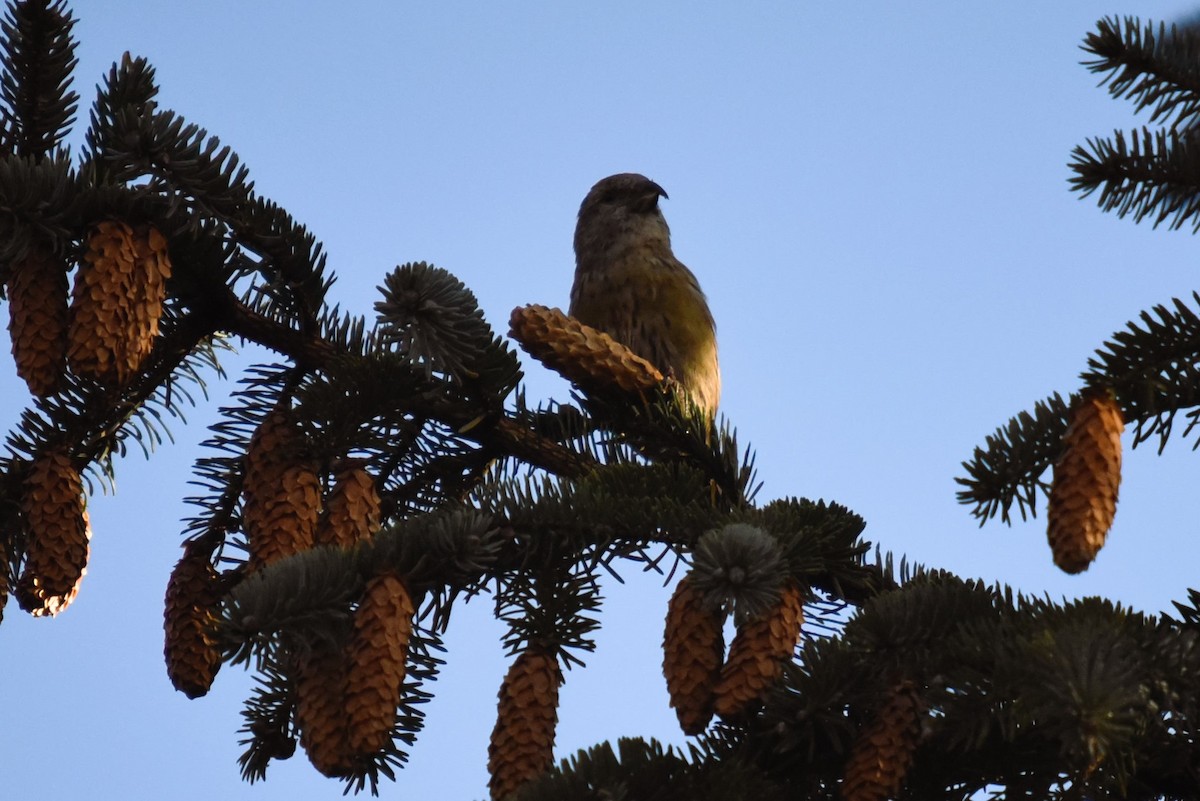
[15,448,90,617]
[509,304,664,396]
[345,572,414,756]
[163,541,223,698]
[662,574,725,735]
[67,221,172,386]
[319,462,381,547]
[841,680,923,801]
[488,648,562,800]
[127,224,172,368]
[713,580,804,719]
[296,645,353,778]
[1047,389,1124,574]
[6,242,68,397]
[242,409,320,570]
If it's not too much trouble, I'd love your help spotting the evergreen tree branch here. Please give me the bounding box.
[961,293,1200,525]
[517,738,789,801]
[485,417,595,478]
[228,291,594,478]
[4,308,216,485]
[0,0,77,159]
[6,8,1196,797]
[1069,127,1200,231]
[82,50,157,182]
[86,97,331,323]
[956,392,1070,524]
[1084,292,1200,451]
[1083,16,1200,131]
[583,391,759,510]
[236,655,297,783]
[0,152,77,269]
[222,289,338,367]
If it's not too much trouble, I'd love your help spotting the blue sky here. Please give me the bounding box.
[2,3,1199,798]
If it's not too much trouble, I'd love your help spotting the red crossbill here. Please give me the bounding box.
[569,173,720,418]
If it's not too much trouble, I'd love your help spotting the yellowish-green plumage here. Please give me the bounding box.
[569,173,720,418]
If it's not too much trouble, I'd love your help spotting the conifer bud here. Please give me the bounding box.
[67,221,172,386]
[7,242,68,397]
[662,574,725,735]
[295,645,353,778]
[345,572,414,756]
[319,462,381,547]
[841,680,923,801]
[163,541,224,698]
[241,409,320,570]
[1047,389,1123,573]
[488,648,562,800]
[509,304,664,396]
[713,579,804,719]
[15,448,90,617]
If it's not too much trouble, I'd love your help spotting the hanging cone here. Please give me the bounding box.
[296,645,354,778]
[662,574,725,735]
[344,571,414,756]
[841,680,923,801]
[487,648,562,800]
[509,304,664,396]
[14,448,90,617]
[241,408,320,570]
[1047,389,1124,574]
[67,221,171,386]
[6,242,68,397]
[163,540,224,698]
[713,579,804,719]
[319,462,381,547]
[125,223,172,374]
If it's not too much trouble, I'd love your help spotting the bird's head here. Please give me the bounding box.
[574,173,672,261]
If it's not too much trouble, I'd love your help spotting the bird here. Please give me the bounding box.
[569,173,720,419]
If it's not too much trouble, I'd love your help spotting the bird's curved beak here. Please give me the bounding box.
[632,182,668,212]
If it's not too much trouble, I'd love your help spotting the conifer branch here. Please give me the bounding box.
[199,285,593,479]
[223,291,337,367]
[1084,293,1200,449]
[1083,16,1200,130]
[0,0,77,159]
[1069,127,1200,231]
[83,51,157,178]
[5,310,214,473]
[2,6,1196,797]
[960,292,1200,524]
[956,392,1070,524]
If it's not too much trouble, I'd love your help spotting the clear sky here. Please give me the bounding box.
[2,2,1199,798]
